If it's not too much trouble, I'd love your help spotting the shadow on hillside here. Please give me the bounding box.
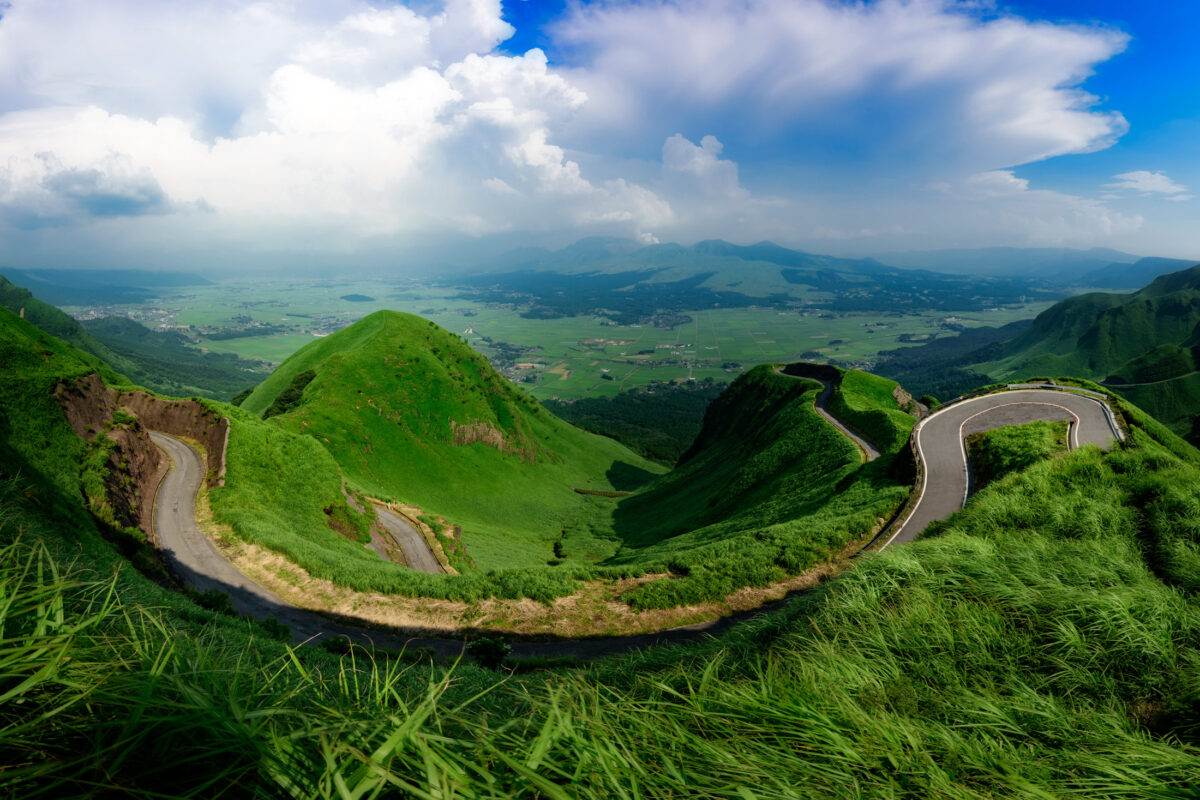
[607,460,659,491]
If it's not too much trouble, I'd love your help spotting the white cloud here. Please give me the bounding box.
[554,0,1128,170]
[1107,170,1192,201]
[662,134,747,200]
[0,0,1165,263]
[966,170,1030,196]
[0,1,669,244]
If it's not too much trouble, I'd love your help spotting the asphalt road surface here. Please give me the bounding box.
[877,389,1121,549]
[376,506,443,573]
[775,369,881,462]
[149,430,754,659]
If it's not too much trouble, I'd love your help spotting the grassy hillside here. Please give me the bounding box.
[966,419,1069,490]
[883,264,1200,443]
[978,265,1200,379]
[0,273,267,399]
[241,310,666,569]
[0,275,127,385]
[608,365,913,608]
[7,348,1200,796]
[82,315,271,400]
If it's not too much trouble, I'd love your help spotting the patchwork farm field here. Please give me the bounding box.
[63,276,1051,400]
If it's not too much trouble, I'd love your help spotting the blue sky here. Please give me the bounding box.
[0,0,1195,269]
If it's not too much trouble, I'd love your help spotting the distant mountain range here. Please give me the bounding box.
[467,240,1197,326]
[459,238,1066,323]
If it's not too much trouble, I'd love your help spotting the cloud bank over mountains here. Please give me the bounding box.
[0,0,1186,267]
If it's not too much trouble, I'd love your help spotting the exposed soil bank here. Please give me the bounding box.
[55,373,230,536]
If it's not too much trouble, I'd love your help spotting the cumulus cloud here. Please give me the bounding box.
[0,1,669,242]
[0,0,1151,263]
[553,0,1128,170]
[662,134,747,200]
[1106,171,1193,201]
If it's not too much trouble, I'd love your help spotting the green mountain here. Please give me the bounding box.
[240,310,668,568]
[460,238,1063,322]
[976,265,1200,380]
[0,274,128,381]
[878,263,1200,441]
[606,365,915,609]
[239,311,917,604]
[5,294,1200,795]
[0,272,267,400]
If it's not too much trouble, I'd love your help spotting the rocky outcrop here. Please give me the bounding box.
[450,419,538,463]
[55,373,231,537]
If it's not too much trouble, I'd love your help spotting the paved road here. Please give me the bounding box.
[774,368,881,461]
[149,431,418,648]
[376,507,443,573]
[150,430,761,659]
[876,389,1121,549]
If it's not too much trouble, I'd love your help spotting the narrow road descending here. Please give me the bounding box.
[878,389,1121,549]
[773,368,880,462]
[376,507,443,573]
[149,430,753,659]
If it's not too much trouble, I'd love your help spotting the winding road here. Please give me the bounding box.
[774,367,881,461]
[148,383,1124,658]
[150,431,756,659]
[875,387,1122,550]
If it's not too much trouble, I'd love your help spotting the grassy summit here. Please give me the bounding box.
[242,310,667,568]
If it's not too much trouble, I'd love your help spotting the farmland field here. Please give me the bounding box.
[62,276,1053,399]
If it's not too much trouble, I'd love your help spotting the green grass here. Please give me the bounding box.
[240,310,668,570]
[966,420,1070,490]
[608,365,912,608]
[826,368,918,451]
[5,382,1200,797]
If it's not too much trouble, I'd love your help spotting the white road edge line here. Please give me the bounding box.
[876,391,1100,553]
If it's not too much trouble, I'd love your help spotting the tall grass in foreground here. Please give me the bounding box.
[5,435,1200,797]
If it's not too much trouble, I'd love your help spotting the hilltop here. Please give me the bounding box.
[241,309,667,568]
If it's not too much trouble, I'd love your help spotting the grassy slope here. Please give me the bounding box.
[7,364,1200,797]
[966,419,1069,490]
[0,273,263,400]
[827,368,918,451]
[969,265,1200,440]
[242,310,666,569]
[610,365,912,608]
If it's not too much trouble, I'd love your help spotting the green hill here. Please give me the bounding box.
[241,310,668,568]
[607,365,914,608]
[879,264,1200,442]
[5,301,1200,795]
[0,273,268,399]
[0,274,127,383]
[238,315,917,606]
